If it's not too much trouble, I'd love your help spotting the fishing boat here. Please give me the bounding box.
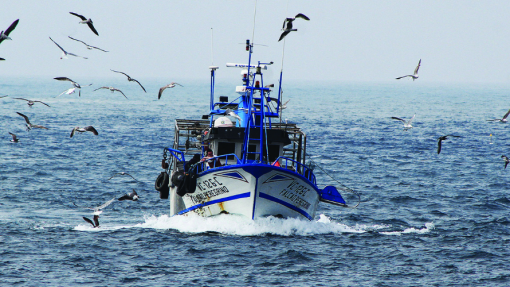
[155,39,354,220]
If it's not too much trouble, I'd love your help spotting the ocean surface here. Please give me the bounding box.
[2,77,510,286]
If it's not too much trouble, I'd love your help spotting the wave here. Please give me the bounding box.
[74,213,434,237]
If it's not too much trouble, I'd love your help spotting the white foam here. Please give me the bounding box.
[379,222,435,236]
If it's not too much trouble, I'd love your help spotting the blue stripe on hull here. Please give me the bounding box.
[259,192,313,220]
[177,192,251,215]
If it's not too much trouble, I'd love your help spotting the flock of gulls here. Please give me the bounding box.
[1,13,176,228]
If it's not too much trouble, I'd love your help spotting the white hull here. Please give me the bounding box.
[170,164,319,220]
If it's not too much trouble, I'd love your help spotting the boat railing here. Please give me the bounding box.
[192,153,242,173]
[164,147,186,171]
[273,156,316,184]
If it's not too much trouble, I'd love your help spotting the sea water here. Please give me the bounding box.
[1,77,510,286]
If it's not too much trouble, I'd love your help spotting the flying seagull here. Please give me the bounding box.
[94,86,128,99]
[396,59,421,81]
[108,172,137,181]
[69,12,99,36]
[487,108,510,123]
[70,126,98,138]
[49,37,88,59]
[437,135,460,154]
[279,99,290,110]
[0,19,19,45]
[391,115,415,131]
[502,155,510,169]
[54,77,91,97]
[13,98,50,108]
[118,189,140,201]
[278,13,310,42]
[57,87,77,97]
[158,82,183,99]
[74,197,115,228]
[16,112,49,131]
[68,36,108,52]
[9,132,19,143]
[74,198,115,215]
[110,70,146,93]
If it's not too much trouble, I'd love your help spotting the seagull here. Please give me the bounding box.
[437,135,460,154]
[13,98,50,108]
[110,70,146,93]
[224,108,242,123]
[74,197,115,216]
[54,77,91,97]
[69,12,99,36]
[9,132,19,142]
[396,59,421,81]
[279,99,290,110]
[68,36,108,52]
[279,13,310,42]
[487,108,510,123]
[158,82,183,99]
[16,112,49,131]
[0,19,19,45]
[118,189,140,201]
[391,114,415,131]
[70,126,98,138]
[94,86,128,99]
[502,155,510,169]
[0,95,8,98]
[108,172,137,181]
[57,87,77,97]
[49,37,88,59]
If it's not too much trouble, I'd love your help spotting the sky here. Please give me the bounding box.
[1,1,510,84]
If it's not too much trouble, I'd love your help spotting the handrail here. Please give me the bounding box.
[272,156,316,184]
[191,153,242,173]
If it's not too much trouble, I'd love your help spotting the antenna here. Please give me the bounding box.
[251,0,258,45]
[210,28,214,66]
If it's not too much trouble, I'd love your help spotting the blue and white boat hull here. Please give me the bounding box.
[171,165,319,220]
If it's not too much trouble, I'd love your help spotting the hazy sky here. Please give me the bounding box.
[1,1,510,84]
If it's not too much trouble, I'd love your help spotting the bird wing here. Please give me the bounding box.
[16,112,30,124]
[110,69,129,78]
[407,114,416,124]
[158,86,168,100]
[54,77,74,83]
[414,59,421,75]
[282,18,288,30]
[32,124,48,130]
[88,44,108,52]
[4,19,19,36]
[84,126,98,135]
[95,198,116,211]
[278,30,291,42]
[502,108,510,120]
[13,97,29,102]
[87,22,99,36]
[9,132,17,141]
[70,127,76,138]
[172,82,183,87]
[437,140,442,154]
[114,89,128,99]
[69,12,87,21]
[0,58,5,60]
[295,13,310,20]
[396,75,412,80]
[93,87,109,91]
[506,162,509,169]
[132,79,146,93]
[49,37,66,53]
[82,217,96,227]
[34,100,50,107]
[68,36,86,45]
[66,52,87,59]
[391,117,405,123]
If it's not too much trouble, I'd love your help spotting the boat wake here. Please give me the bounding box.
[74,214,434,236]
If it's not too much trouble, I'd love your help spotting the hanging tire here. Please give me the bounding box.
[155,172,169,199]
